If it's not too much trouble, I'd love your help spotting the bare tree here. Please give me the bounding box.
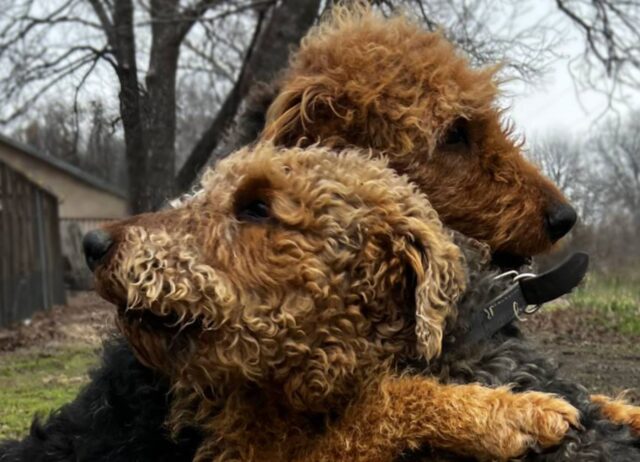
[84,100,128,187]
[16,99,127,187]
[592,110,640,269]
[593,112,640,229]
[555,0,640,92]
[530,135,584,195]
[175,0,321,191]
[531,110,640,271]
[529,133,606,224]
[20,101,81,165]
[2,0,640,212]
[0,0,320,212]
[89,0,323,212]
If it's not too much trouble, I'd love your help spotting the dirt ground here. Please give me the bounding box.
[522,305,640,402]
[0,292,638,401]
[0,292,116,353]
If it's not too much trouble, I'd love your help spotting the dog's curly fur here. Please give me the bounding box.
[4,234,639,461]
[419,251,640,461]
[103,143,466,393]
[263,4,568,260]
[259,3,640,444]
[2,4,639,462]
[95,144,581,462]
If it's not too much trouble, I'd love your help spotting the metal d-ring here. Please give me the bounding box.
[493,270,520,281]
[512,303,527,322]
[513,273,542,315]
[512,272,541,315]
[523,304,542,315]
[512,272,536,282]
[493,271,542,316]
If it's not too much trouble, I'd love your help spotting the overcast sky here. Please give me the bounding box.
[501,1,638,142]
[506,58,631,140]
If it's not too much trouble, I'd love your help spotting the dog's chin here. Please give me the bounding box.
[491,251,531,271]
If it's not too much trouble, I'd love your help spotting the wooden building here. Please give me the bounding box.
[0,160,66,327]
[0,132,129,294]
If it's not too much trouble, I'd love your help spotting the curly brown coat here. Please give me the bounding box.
[263,3,567,260]
[92,144,578,462]
[260,3,640,436]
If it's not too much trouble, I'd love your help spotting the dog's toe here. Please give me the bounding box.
[515,391,580,448]
[480,391,580,460]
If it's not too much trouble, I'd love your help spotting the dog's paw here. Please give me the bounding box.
[592,394,640,434]
[480,391,579,461]
[624,411,640,434]
[512,391,580,447]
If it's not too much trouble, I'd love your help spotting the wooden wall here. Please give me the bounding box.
[0,160,65,327]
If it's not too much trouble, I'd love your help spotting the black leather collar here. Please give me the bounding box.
[454,252,590,348]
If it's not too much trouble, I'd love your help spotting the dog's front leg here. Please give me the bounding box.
[296,375,579,462]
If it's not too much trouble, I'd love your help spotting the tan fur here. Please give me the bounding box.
[262,2,567,258]
[261,3,640,432]
[591,395,640,434]
[302,375,578,462]
[93,144,578,461]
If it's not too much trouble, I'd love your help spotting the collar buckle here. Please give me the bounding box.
[454,252,590,348]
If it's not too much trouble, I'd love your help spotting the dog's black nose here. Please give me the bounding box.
[83,229,114,271]
[545,203,577,242]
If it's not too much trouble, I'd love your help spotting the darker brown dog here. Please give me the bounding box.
[262,4,576,264]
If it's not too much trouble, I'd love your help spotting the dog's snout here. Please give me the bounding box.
[545,203,577,242]
[83,229,114,272]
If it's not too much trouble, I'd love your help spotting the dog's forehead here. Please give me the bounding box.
[172,145,434,233]
[199,144,401,199]
[293,8,498,118]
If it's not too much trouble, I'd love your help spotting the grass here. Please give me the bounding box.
[568,269,640,334]
[0,346,98,439]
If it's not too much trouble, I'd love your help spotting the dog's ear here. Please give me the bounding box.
[263,79,344,148]
[396,217,466,360]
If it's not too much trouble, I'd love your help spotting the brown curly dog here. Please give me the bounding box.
[262,4,575,264]
[261,4,640,433]
[89,144,579,462]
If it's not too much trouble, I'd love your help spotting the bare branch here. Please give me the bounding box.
[556,0,640,88]
[176,0,225,39]
[176,5,267,190]
[88,0,117,48]
[176,0,321,190]
[0,52,98,123]
[0,0,75,49]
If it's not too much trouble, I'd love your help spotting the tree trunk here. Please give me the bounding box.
[142,0,182,211]
[175,0,321,192]
[111,0,148,213]
[98,0,320,210]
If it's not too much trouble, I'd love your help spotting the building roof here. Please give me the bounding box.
[0,131,128,199]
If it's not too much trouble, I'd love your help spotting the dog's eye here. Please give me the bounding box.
[236,199,270,222]
[443,119,469,147]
